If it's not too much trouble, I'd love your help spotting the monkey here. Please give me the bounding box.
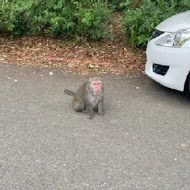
[64,77,104,119]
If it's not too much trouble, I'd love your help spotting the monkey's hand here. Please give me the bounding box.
[98,112,105,116]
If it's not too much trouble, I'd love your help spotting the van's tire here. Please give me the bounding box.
[184,72,190,95]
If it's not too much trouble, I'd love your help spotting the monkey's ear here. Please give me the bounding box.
[89,77,96,82]
[89,78,92,82]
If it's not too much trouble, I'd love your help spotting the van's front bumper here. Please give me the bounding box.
[145,40,190,91]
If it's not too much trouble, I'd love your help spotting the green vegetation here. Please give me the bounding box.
[108,0,132,11]
[0,0,112,40]
[1,0,190,47]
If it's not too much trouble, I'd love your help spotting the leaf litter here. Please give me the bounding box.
[0,35,145,76]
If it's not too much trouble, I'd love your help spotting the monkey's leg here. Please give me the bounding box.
[86,105,94,119]
[73,99,84,112]
[98,101,104,115]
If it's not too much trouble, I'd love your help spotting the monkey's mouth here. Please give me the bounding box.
[94,89,100,93]
[94,87,100,92]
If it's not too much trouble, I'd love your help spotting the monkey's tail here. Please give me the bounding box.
[64,89,76,96]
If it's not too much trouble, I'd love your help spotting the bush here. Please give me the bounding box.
[109,0,132,11]
[122,0,190,48]
[0,0,112,40]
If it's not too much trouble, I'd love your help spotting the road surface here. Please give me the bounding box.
[0,63,190,190]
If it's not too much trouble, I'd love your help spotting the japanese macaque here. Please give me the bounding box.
[64,77,104,119]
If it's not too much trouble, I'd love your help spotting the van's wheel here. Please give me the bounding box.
[184,73,190,95]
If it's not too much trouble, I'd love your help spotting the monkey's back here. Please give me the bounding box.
[76,82,87,97]
[72,82,87,104]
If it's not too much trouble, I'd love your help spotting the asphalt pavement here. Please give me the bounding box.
[0,63,190,190]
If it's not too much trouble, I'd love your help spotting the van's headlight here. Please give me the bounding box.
[155,28,190,47]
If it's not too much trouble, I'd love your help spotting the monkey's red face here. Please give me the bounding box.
[92,81,102,92]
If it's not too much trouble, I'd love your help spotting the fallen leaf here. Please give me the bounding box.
[89,64,94,68]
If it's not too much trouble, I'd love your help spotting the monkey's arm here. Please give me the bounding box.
[86,104,94,119]
[98,100,104,115]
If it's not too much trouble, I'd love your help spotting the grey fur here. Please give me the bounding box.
[64,78,104,119]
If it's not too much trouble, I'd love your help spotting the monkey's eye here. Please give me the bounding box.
[94,83,100,85]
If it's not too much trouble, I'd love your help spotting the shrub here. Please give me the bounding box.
[122,0,190,48]
[47,1,112,40]
[109,0,132,11]
[0,0,112,40]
